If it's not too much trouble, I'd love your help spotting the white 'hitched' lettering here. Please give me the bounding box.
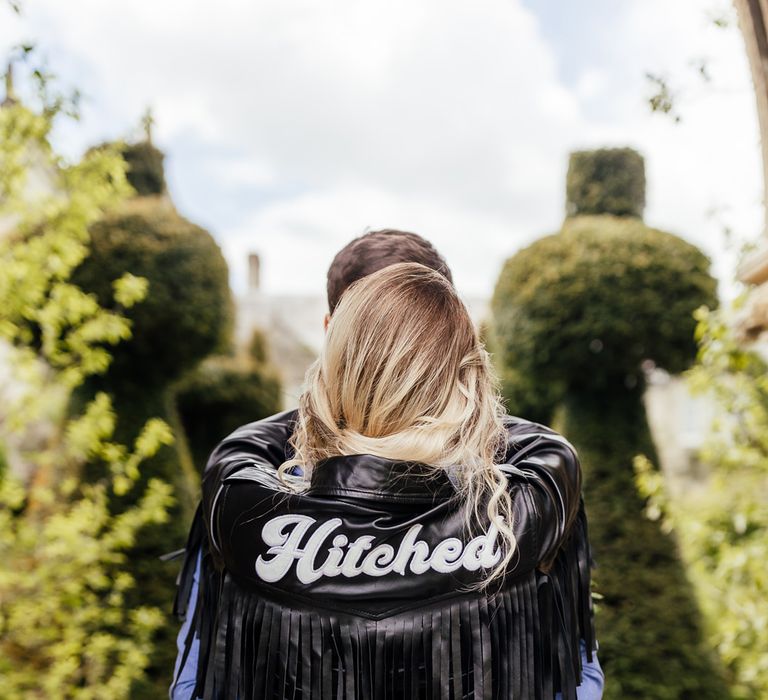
[254,514,501,584]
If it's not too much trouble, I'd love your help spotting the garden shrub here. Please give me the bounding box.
[491,155,728,698]
[0,94,174,698]
[636,304,768,699]
[68,192,233,697]
[175,345,282,473]
[121,140,166,196]
[566,148,646,218]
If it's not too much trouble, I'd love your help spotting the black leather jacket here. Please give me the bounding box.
[173,409,596,700]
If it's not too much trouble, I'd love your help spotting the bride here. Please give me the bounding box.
[172,261,601,699]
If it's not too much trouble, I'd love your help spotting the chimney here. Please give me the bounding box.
[2,62,18,108]
[248,252,261,291]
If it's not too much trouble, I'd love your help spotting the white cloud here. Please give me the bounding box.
[0,0,762,301]
[223,182,522,296]
[575,69,609,102]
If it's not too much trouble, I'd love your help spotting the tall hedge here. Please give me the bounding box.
[176,328,283,473]
[122,140,166,196]
[492,216,716,391]
[566,148,646,218]
[491,155,729,698]
[69,194,234,697]
[74,197,234,389]
[560,386,727,699]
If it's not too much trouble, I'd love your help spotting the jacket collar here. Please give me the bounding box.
[307,453,458,503]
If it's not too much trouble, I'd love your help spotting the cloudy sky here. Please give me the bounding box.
[0,0,762,301]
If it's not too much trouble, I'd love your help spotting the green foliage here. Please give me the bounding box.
[0,403,174,699]
[65,195,235,695]
[491,215,717,396]
[176,346,283,472]
[87,138,165,197]
[484,319,560,424]
[70,196,234,388]
[496,363,561,425]
[0,103,133,399]
[566,148,646,218]
[81,384,199,698]
[248,326,269,365]
[0,99,174,697]
[0,103,51,204]
[646,74,682,124]
[63,161,236,696]
[563,388,729,700]
[121,140,166,196]
[636,303,768,699]
[491,152,727,697]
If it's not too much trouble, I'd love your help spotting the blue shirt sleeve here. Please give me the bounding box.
[168,548,202,700]
[555,639,605,700]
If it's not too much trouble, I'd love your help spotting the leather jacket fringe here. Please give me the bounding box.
[172,409,597,699]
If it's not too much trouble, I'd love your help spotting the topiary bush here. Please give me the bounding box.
[492,215,717,394]
[68,194,234,698]
[483,320,562,425]
[122,140,166,196]
[72,197,234,390]
[175,342,282,474]
[491,152,729,699]
[558,386,729,699]
[566,148,646,218]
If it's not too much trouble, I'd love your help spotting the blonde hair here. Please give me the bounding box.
[279,262,516,586]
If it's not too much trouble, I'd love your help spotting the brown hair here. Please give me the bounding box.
[326,229,453,313]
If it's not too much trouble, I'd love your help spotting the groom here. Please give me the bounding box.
[169,228,604,699]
